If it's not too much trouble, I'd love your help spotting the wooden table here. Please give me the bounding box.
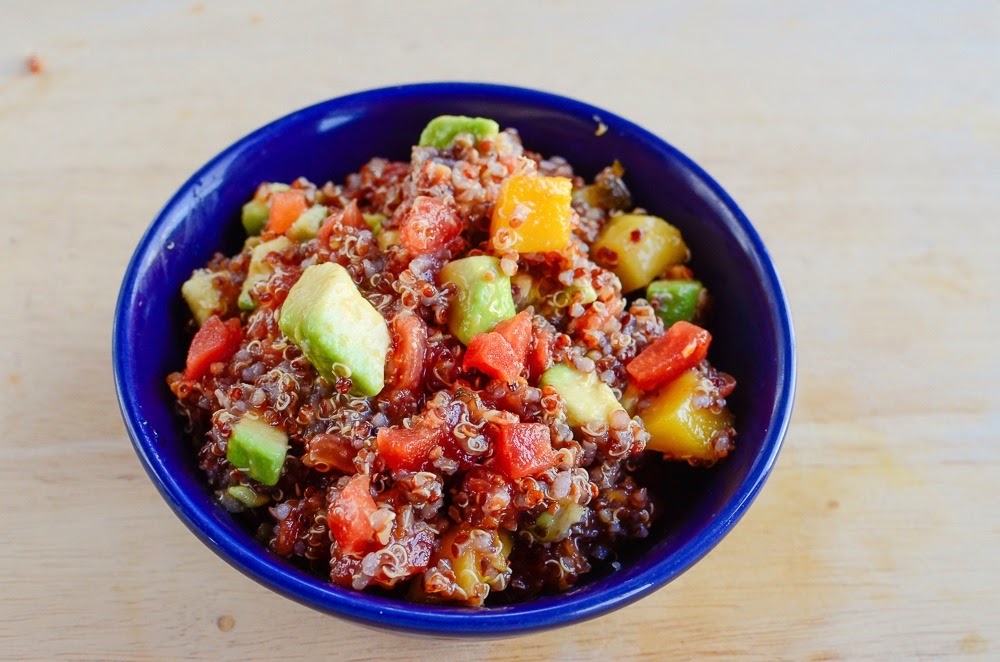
[3,1,997,658]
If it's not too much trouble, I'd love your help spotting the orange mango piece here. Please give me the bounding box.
[641,369,735,463]
[490,175,573,253]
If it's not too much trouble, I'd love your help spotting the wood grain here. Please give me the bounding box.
[1,1,997,659]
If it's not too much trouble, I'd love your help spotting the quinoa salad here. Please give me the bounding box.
[167,115,737,606]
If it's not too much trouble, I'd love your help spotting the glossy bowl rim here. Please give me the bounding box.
[113,81,796,636]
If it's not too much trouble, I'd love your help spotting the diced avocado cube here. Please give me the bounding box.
[592,214,689,293]
[226,485,270,508]
[278,262,390,396]
[568,280,597,306]
[363,213,385,235]
[540,363,625,428]
[641,368,734,463]
[241,183,290,236]
[181,269,223,325]
[376,228,400,252]
[647,279,704,326]
[440,256,516,345]
[287,204,329,242]
[419,115,500,150]
[241,199,270,236]
[238,236,291,311]
[511,273,542,310]
[530,501,586,543]
[226,417,289,486]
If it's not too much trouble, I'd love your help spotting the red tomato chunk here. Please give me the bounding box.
[399,196,462,254]
[317,200,365,246]
[494,311,532,366]
[386,311,428,395]
[328,475,378,557]
[184,315,242,380]
[492,422,557,479]
[377,426,439,472]
[463,331,522,382]
[627,321,711,390]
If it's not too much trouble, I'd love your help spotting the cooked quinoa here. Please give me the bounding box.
[167,117,736,605]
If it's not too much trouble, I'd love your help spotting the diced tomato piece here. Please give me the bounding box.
[626,320,711,390]
[493,311,532,366]
[273,506,302,556]
[491,422,557,479]
[399,196,462,255]
[184,315,243,380]
[377,426,439,472]
[385,311,427,394]
[463,331,521,382]
[302,433,357,473]
[317,200,366,247]
[316,212,337,247]
[527,328,552,382]
[340,199,366,229]
[267,189,308,234]
[328,475,378,557]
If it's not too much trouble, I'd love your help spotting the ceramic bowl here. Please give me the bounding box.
[114,82,795,635]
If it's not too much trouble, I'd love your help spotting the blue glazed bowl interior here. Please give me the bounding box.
[114,83,794,635]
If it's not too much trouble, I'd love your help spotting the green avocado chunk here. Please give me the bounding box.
[181,269,223,325]
[278,262,390,396]
[238,236,291,311]
[530,501,586,543]
[377,228,400,252]
[287,204,329,242]
[418,115,500,150]
[540,363,625,428]
[241,199,270,236]
[440,255,516,345]
[646,279,704,326]
[566,280,597,306]
[363,213,385,235]
[511,273,542,310]
[226,417,289,486]
[226,485,270,508]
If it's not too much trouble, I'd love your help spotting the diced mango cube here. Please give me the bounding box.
[641,369,734,463]
[529,501,585,543]
[490,175,573,253]
[181,269,224,325]
[592,214,688,293]
[440,526,511,605]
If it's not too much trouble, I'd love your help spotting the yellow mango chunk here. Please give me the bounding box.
[181,269,224,325]
[491,174,573,253]
[529,501,585,543]
[592,214,688,293]
[640,369,734,463]
[433,526,512,606]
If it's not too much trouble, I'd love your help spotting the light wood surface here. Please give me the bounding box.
[2,1,998,659]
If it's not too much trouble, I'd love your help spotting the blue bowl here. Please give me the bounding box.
[114,82,795,636]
